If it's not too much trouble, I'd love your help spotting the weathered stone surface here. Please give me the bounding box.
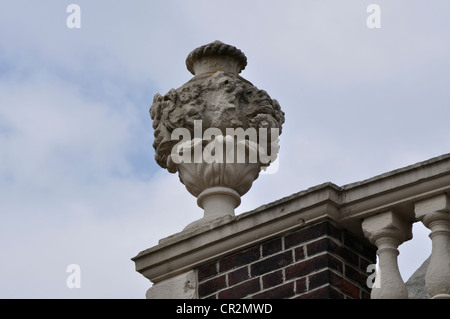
[362,211,412,244]
[148,41,285,230]
[185,40,247,75]
[149,41,285,173]
[172,141,262,198]
[406,256,431,299]
[146,270,197,299]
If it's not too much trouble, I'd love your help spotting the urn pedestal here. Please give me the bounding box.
[169,137,264,230]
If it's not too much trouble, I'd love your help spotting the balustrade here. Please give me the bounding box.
[415,194,450,299]
[362,211,412,299]
[360,194,450,299]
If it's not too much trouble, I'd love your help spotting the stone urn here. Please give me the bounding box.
[150,41,285,231]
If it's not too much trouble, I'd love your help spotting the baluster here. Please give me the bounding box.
[415,194,450,299]
[362,210,412,299]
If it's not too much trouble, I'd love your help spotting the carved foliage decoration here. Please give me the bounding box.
[150,70,285,171]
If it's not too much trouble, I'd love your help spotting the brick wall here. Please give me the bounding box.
[196,219,376,299]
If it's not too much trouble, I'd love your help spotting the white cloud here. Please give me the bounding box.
[0,78,133,188]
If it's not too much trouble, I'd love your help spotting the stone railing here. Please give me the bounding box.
[362,194,450,299]
[339,155,450,299]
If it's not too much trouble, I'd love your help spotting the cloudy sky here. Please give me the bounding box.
[0,1,449,298]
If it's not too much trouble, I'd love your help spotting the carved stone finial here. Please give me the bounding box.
[149,41,285,231]
[186,40,247,75]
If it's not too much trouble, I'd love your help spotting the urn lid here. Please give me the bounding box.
[185,40,247,75]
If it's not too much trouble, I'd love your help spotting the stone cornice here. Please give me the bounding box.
[339,153,450,225]
[132,153,450,283]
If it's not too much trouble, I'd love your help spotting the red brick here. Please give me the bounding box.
[360,256,374,273]
[228,266,249,286]
[252,282,294,299]
[196,219,377,300]
[251,251,292,277]
[285,221,341,249]
[343,231,376,261]
[219,246,260,272]
[295,277,307,294]
[285,253,343,280]
[307,237,360,268]
[324,221,342,240]
[198,275,226,297]
[334,245,359,268]
[262,270,283,289]
[308,269,332,290]
[262,238,282,257]
[306,237,330,256]
[344,264,368,290]
[329,271,360,299]
[218,278,260,299]
[197,262,218,282]
[294,246,305,261]
[308,269,361,299]
[284,227,316,249]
